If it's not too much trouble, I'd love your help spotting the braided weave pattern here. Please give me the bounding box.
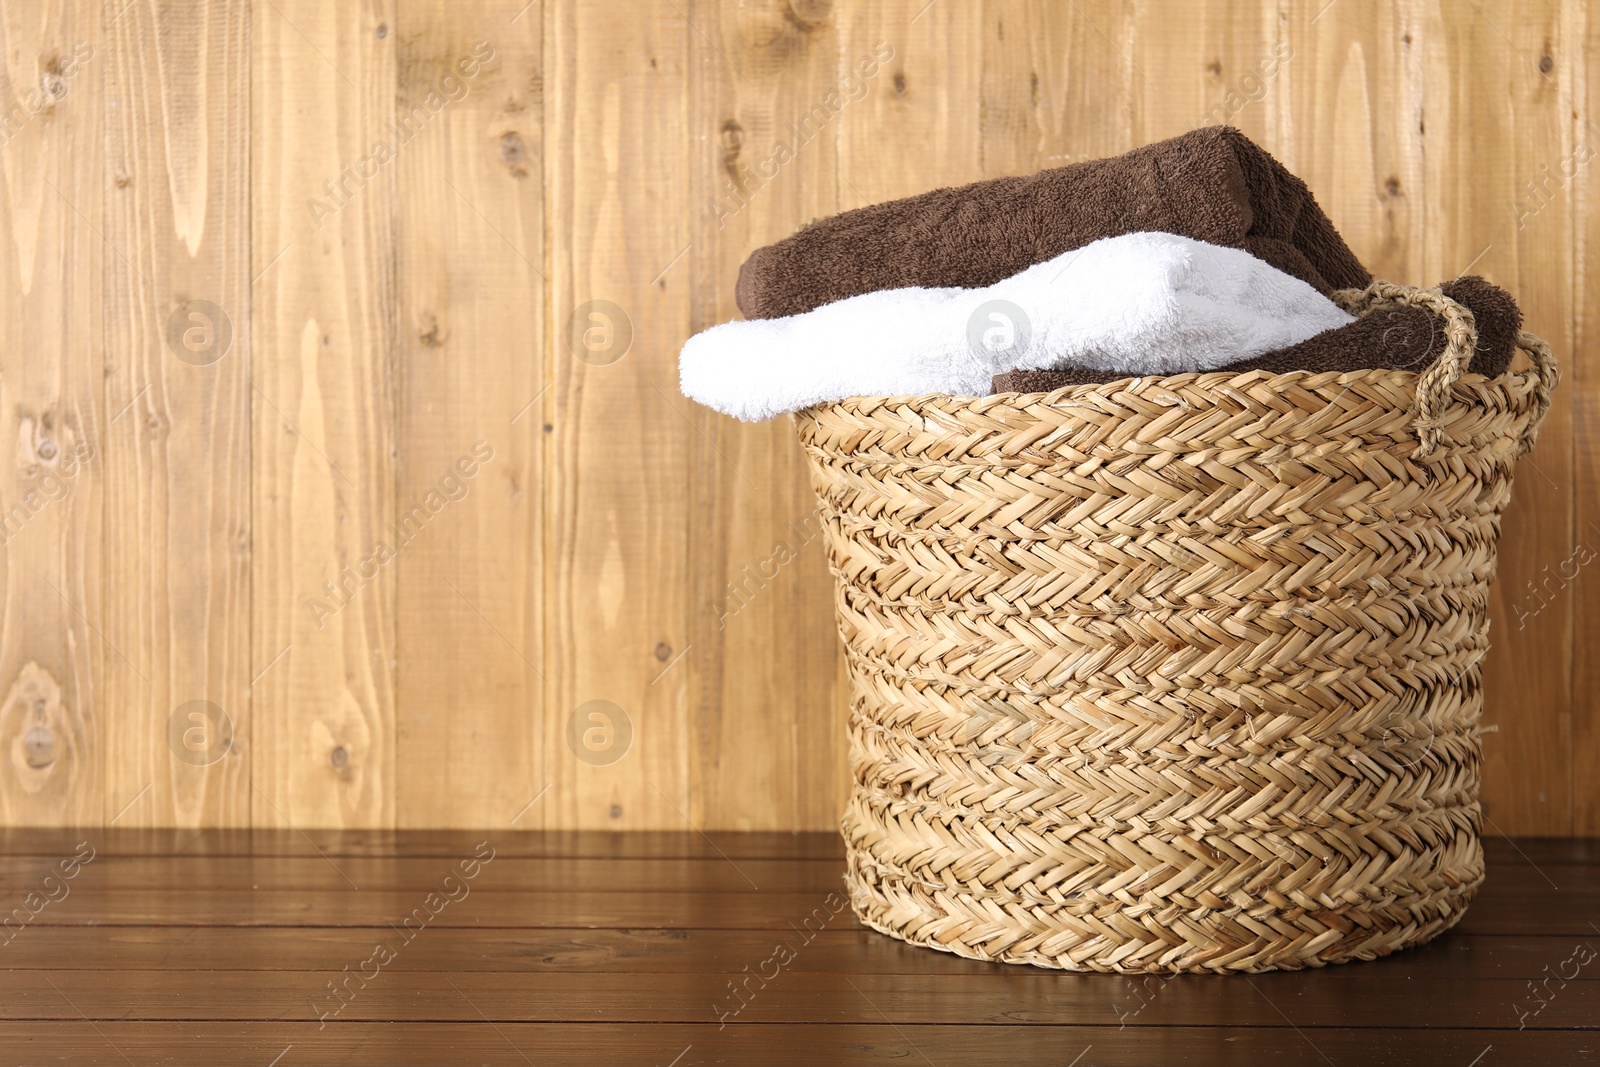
[797,287,1553,973]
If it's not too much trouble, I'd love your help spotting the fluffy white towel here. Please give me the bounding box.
[679,231,1356,422]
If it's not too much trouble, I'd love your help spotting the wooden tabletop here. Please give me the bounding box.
[0,831,1594,1065]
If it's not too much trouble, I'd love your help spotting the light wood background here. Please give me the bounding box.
[0,0,1593,833]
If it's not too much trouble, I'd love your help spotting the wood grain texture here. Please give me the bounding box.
[102,0,252,828]
[1572,0,1600,836]
[0,0,103,826]
[0,830,1594,1063]
[1130,0,1279,146]
[250,0,397,830]
[980,1,1136,179]
[393,0,543,828]
[684,0,845,831]
[7,969,1599,1026]
[1421,0,1577,835]
[0,0,1592,833]
[6,1025,1594,1067]
[835,0,984,211]
[543,0,692,829]
[4,925,1593,980]
[1281,0,1425,284]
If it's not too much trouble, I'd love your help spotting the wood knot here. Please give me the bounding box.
[719,119,744,170]
[23,723,54,768]
[499,131,529,177]
[418,312,445,347]
[4,663,67,790]
[785,0,832,27]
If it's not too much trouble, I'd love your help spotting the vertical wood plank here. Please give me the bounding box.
[980,1,1135,180]
[1129,0,1278,147]
[1282,0,1426,283]
[251,0,397,828]
[681,0,845,831]
[835,1,984,212]
[0,0,103,825]
[394,0,543,827]
[103,0,252,827]
[545,0,691,828]
[1420,0,1576,835]
[1568,0,1599,835]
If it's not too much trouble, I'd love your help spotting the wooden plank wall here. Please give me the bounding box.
[0,0,1592,833]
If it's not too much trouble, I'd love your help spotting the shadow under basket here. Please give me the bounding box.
[794,281,1557,974]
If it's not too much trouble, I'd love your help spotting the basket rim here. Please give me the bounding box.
[794,282,1556,462]
[795,365,1539,419]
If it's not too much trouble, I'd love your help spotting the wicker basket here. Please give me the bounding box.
[796,281,1556,974]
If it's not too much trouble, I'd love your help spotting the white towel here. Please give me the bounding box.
[679,232,1356,422]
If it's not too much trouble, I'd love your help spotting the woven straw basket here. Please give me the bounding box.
[795,280,1556,974]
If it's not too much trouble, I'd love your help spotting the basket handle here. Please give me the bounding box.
[1511,328,1559,458]
[1330,280,1556,460]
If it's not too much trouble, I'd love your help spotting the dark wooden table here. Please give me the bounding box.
[0,830,1594,1065]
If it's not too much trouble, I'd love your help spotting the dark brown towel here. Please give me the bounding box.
[989,276,1522,394]
[736,126,1371,319]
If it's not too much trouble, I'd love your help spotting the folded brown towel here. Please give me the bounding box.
[736,126,1371,319]
[989,276,1522,394]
